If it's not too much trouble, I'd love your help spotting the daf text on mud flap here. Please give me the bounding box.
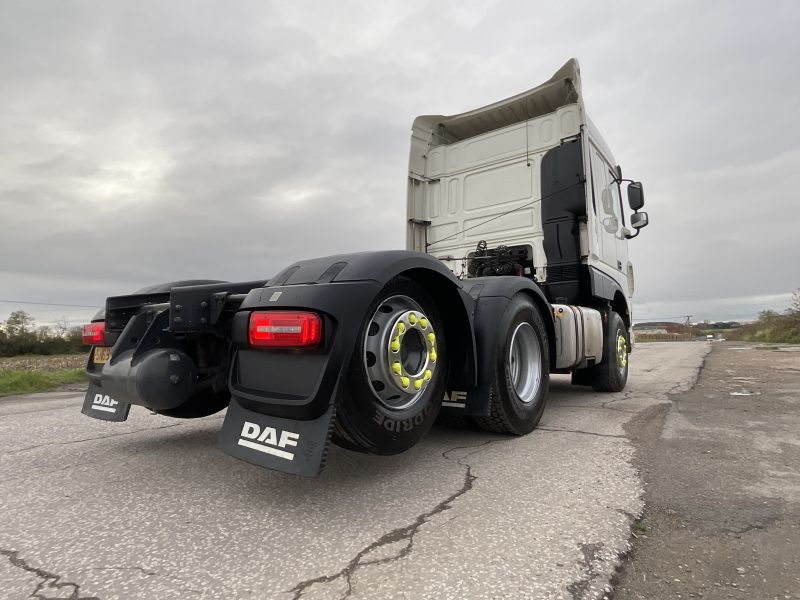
[237,422,300,461]
[442,390,467,408]
[91,394,119,413]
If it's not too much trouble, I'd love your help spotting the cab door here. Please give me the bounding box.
[589,146,623,276]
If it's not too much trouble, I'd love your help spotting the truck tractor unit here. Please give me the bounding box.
[82,59,649,477]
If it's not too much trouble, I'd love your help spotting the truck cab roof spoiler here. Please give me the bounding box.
[412,58,582,145]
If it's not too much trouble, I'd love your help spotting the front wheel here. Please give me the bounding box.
[333,278,447,455]
[588,311,629,392]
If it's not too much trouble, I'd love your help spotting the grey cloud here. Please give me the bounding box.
[1,0,799,326]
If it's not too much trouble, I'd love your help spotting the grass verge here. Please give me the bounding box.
[0,368,87,397]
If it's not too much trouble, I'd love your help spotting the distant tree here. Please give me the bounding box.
[3,310,35,337]
[55,316,69,338]
[0,310,89,356]
[790,289,800,315]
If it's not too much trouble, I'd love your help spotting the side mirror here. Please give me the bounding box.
[630,211,649,230]
[627,182,645,211]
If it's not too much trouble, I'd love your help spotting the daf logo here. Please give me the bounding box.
[442,390,467,408]
[237,422,300,461]
[91,393,119,413]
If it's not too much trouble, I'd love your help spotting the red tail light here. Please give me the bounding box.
[249,311,322,348]
[82,322,106,346]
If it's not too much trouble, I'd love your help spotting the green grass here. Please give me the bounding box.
[0,368,87,397]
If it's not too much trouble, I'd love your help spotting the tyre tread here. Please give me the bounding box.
[474,388,516,433]
[474,297,549,435]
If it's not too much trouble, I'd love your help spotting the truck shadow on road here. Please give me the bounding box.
[109,376,590,499]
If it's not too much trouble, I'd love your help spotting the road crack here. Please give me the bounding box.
[2,423,185,456]
[0,547,99,600]
[86,565,158,576]
[537,427,626,439]
[285,438,504,599]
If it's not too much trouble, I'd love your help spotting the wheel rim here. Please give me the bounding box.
[363,295,438,411]
[617,333,628,373]
[508,322,542,403]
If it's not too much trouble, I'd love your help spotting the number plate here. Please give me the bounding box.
[93,347,112,364]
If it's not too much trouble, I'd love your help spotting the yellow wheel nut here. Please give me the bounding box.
[408,313,417,325]
[400,376,410,388]
[427,332,436,344]
[391,337,400,352]
[430,350,437,362]
[413,379,423,390]
[419,318,428,329]
[391,362,402,375]
[397,322,406,334]
[423,369,432,381]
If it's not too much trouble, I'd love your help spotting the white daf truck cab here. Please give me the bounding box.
[407,58,648,386]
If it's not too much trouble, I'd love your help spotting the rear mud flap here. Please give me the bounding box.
[81,383,132,422]
[217,399,336,477]
[440,386,490,417]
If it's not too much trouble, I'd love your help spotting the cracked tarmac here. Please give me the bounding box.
[0,342,708,599]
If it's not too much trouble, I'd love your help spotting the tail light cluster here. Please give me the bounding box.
[248,311,322,349]
[85,312,322,350]
[82,322,106,346]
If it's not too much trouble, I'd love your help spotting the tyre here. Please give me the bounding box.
[333,277,447,455]
[588,311,629,392]
[474,294,550,435]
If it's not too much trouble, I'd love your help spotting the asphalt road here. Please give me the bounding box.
[614,343,800,599]
[0,343,708,600]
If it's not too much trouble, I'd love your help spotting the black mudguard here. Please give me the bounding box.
[217,250,478,476]
[81,381,132,422]
[441,276,554,417]
[218,401,336,477]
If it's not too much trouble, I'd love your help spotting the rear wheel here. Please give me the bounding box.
[333,278,447,454]
[475,294,550,435]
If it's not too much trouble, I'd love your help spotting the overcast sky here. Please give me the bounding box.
[1,0,799,329]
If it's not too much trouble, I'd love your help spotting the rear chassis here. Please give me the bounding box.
[83,251,544,477]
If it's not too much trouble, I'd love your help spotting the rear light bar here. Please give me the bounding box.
[249,311,322,348]
[82,322,106,346]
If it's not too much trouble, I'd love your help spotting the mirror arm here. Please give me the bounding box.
[624,228,641,240]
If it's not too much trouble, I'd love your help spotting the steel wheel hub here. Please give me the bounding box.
[363,295,438,411]
[508,322,542,403]
[617,333,628,372]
